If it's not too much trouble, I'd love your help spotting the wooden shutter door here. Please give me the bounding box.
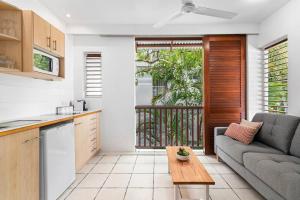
[203,35,246,155]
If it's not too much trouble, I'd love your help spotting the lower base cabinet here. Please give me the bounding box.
[0,129,39,200]
[75,113,101,172]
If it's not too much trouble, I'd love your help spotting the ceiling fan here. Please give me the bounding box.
[153,0,237,28]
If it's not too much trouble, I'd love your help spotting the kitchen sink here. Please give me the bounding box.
[0,120,44,129]
[0,126,9,129]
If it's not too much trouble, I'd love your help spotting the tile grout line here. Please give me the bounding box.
[123,154,139,200]
[218,172,242,200]
[63,155,105,200]
[93,155,121,199]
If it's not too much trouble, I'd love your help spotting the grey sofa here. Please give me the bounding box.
[215,113,300,200]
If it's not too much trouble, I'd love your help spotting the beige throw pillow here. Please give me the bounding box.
[240,119,263,135]
[225,123,257,145]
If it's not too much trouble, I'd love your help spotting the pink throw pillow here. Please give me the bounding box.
[225,123,257,145]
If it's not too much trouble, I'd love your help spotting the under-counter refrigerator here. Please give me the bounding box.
[40,121,76,200]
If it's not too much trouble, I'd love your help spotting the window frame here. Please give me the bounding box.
[263,39,288,114]
[84,52,102,98]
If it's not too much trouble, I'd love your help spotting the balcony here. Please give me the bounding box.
[135,105,203,149]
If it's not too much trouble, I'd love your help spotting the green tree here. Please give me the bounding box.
[136,48,203,106]
[135,48,204,148]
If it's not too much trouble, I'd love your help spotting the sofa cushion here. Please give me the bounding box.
[290,125,300,157]
[225,123,257,144]
[216,135,283,164]
[252,113,300,153]
[243,152,300,200]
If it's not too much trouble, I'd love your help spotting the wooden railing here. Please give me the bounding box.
[135,105,203,149]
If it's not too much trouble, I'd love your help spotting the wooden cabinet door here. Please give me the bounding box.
[33,13,51,51]
[0,129,39,200]
[74,117,89,171]
[203,35,246,155]
[50,26,65,57]
[96,113,101,151]
[18,129,39,200]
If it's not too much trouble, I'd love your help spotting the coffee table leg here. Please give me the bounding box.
[205,185,209,200]
[174,185,179,200]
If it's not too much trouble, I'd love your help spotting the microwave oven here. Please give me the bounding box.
[33,49,59,76]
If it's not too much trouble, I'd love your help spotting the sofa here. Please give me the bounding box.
[215,113,300,200]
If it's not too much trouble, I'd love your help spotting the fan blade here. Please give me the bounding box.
[153,11,184,28]
[192,6,237,19]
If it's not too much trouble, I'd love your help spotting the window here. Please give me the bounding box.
[85,53,102,97]
[263,40,288,114]
[135,38,203,105]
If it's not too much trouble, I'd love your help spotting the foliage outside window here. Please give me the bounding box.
[135,39,204,148]
[136,48,203,106]
[264,40,288,114]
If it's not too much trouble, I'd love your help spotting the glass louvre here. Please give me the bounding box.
[263,40,288,114]
[85,53,102,97]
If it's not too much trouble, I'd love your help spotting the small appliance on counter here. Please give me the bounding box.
[74,100,88,113]
[56,106,74,115]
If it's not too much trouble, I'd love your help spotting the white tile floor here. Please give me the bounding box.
[58,150,265,200]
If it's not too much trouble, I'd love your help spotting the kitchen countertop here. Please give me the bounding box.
[0,109,102,137]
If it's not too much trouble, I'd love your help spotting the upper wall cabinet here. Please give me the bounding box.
[22,11,65,80]
[33,14,51,52]
[0,2,65,81]
[0,2,22,73]
[50,25,65,57]
[27,11,65,58]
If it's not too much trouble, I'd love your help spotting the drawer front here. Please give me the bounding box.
[87,113,97,122]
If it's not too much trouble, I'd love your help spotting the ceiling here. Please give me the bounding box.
[39,0,290,25]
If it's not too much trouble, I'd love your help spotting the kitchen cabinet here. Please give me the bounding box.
[31,12,64,57]
[33,13,51,51]
[0,129,39,200]
[0,2,22,73]
[22,11,65,81]
[96,112,101,151]
[50,25,65,57]
[0,2,65,80]
[74,113,101,172]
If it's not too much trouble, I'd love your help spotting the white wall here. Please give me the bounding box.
[246,35,264,119]
[73,36,136,152]
[0,0,74,122]
[67,23,259,36]
[73,43,103,109]
[258,0,300,116]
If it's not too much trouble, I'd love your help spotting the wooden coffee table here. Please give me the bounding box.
[166,146,215,200]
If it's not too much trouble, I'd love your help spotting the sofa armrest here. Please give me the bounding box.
[214,127,228,154]
[214,127,228,136]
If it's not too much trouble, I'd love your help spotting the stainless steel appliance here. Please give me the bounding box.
[56,106,74,115]
[74,100,87,112]
[33,49,59,76]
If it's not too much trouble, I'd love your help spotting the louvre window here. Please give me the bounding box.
[263,40,288,114]
[85,53,102,97]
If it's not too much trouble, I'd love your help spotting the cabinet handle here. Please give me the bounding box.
[47,37,51,48]
[23,137,40,144]
[54,40,57,50]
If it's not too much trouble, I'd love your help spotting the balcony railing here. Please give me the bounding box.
[135,105,203,149]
